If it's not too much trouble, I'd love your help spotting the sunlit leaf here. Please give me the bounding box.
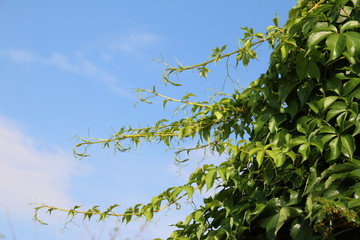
[340,20,360,33]
[327,137,341,161]
[344,32,360,57]
[205,169,217,191]
[308,31,333,49]
[341,134,355,158]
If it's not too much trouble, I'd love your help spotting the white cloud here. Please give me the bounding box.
[42,53,80,73]
[100,52,111,61]
[1,49,36,64]
[1,49,130,96]
[39,52,135,98]
[0,117,79,218]
[1,47,138,98]
[110,31,161,53]
[99,72,134,98]
[81,60,99,76]
[42,53,100,77]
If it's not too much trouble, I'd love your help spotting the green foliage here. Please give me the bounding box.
[34,0,360,239]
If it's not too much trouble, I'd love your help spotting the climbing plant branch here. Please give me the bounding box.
[34,1,360,239]
[34,184,203,224]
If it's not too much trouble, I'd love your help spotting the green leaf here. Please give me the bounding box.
[296,117,310,134]
[246,203,266,223]
[267,150,286,167]
[326,33,346,61]
[311,22,338,33]
[353,88,360,99]
[273,14,279,27]
[183,186,195,200]
[256,150,265,167]
[296,53,320,80]
[194,210,204,222]
[341,134,355,158]
[276,207,295,234]
[340,20,360,33]
[290,218,313,240]
[261,207,300,238]
[297,81,314,107]
[351,0,360,5]
[322,133,337,145]
[348,199,360,209]
[344,32,360,57]
[327,137,341,161]
[304,168,320,196]
[324,173,345,189]
[353,121,360,136]
[326,75,342,94]
[308,31,333,49]
[337,6,353,23]
[326,107,347,122]
[319,125,336,134]
[298,142,311,161]
[196,224,205,239]
[336,111,348,130]
[279,81,297,104]
[214,111,223,120]
[284,100,298,119]
[205,169,217,191]
[268,117,277,133]
[171,187,183,201]
[198,67,210,78]
[178,126,192,139]
[254,113,271,134]
[309,138,324,152]
[286,151,297,162]
[280,45,289,60]
[323,96,339,110]
[144,208,154,221]
[307,101,321,114]
[342,78,360,96]
[290,136,307,147]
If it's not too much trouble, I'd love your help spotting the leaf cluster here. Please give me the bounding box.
[35,0,360,239]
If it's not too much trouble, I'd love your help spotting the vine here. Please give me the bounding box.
[35,0,360,239]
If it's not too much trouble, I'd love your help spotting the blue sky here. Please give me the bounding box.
[1,1,296,239]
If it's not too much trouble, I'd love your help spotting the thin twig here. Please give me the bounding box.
[165,37,273,74]
[309,0,327,12]
[139,89,209,108]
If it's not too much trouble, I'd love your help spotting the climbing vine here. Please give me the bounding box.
[35,0,360,239]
